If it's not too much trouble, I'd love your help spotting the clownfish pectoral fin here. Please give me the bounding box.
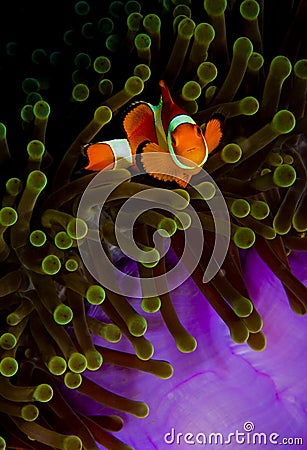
[123,102,157,154]
[84,142,115,171]
[203,114,224,154]
[140,142,192,188]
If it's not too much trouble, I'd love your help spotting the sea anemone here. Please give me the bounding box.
[0,0,307,449]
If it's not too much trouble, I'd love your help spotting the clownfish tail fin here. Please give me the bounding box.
[84,142,115,171]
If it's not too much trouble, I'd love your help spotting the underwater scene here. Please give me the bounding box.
[0,0,307,449]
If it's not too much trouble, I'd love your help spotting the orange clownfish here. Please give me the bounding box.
[84,80,223,187]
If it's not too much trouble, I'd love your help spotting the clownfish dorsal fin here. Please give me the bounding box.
[203,114,224,154]
[123,102,157,154]
[159,80,187,136]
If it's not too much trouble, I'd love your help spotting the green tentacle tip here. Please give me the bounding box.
[157,362,174,379]
[74,1,90,15]
[158,218,177,237]
[195,181,216,200]
[127,12,143,31]
[270,55,292,78]
[134,402,150,418]
[21,404,39,422]
[86,285,106,305]
[33,100,50,119]
[240,96,259,115]
[32,48,47,64]
[106,34,121,52]
[0,356,18,377]
[27,170,47,192]
[94,105,113,124]
[271,110,296,134]
[72,84,89,102]
[233,227,256,249]
[247,331,266,351]
[250,201,270,220]
[135,340,154,361]
[240,0,260,20]
[97,17,114,34]
[33,383,53,403]
[134,64,151,81]
[230,199,250,218]
[125,1,142,14]
[233,298,254,318]
[141,296,161,313]
[68,352,87,373]
[125,76,144,96]
[140,247,160,267]
[30,230,47,247]
[221,144,242,163]
[0,122,6,139]
[86,350,103,371]
[65,258,79,272]
[273,164,296,187]
[143,14,161,33]
[53,304,73,325]
[182,81,201,101]
[104,324,122,342]
[233,37,253,58]
[74,53,91,69]
[27,140,45,160]
[6,178,22,196]
[22,77,40,94]
[174,211,191,230]
[172,189,190,208]
[294,59,307,79]
[64,372,82,389]
[21,105,34,122]
[41,255,61,275]
[135,33,151,50]
[273,215,291,235]
[67,218,88,239]
[93,56,111,74]
[0,207,18,226]
[173,4,191,17]
[47,356,67,375]
[0,437,5,449]
[176,334,197,353]
[194,22,215,43]
[63,436,82,450]
[54,231,73,249]
[82,22,94,39]
[248,52,264,71]
[98,79,113,96]
[178,18,195,38]
[50,51,64,65]
[197,62,217,83]
[229,321,249,343]
[27,92,43,105]
[128,315,147,337]
[204,0,227,16]
[0,333,16,350]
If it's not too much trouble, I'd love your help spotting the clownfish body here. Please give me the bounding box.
[84,80,223,187]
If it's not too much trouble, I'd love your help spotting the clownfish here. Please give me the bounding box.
[84,80,223,187]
